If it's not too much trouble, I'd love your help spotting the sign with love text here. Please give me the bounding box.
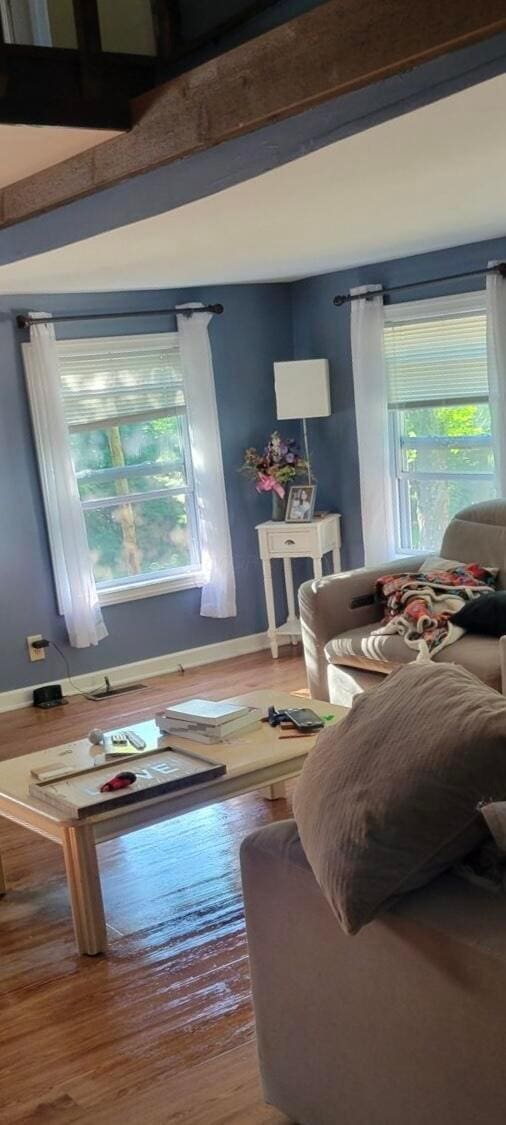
[30,749,226,818]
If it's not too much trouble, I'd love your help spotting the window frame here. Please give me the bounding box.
[384,292,496,554]
[57,333,204,606]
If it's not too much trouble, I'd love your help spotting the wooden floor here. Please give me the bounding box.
[0,649,307,1124]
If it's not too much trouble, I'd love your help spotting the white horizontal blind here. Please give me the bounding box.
[56,333,185,429]
[384,292,488,407]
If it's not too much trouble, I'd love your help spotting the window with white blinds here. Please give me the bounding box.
[385,310,488,408]
[56,333,201,602]
[57,334,186,430]
[383,293,496,552]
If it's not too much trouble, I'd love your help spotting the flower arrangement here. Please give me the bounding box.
[240,431,308,499]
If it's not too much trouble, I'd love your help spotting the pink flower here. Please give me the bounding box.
[255,474,285,498]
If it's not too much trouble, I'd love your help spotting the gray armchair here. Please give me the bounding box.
[299,500,506,706]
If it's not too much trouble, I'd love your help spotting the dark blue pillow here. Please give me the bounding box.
[452,591,506,637]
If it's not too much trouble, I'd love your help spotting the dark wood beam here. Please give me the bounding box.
[72,0,102,55]
[151,0,183,61]
[181,0,282,54]
[72,0,102,99]
[0,44,151,129]
[2,0,506,227]
[0,9,5,95]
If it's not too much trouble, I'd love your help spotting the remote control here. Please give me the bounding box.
[124,729,147,750]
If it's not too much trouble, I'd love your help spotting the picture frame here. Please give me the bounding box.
[285,484,317,523]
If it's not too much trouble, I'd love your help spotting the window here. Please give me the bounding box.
[0,0,53,46]
[384,293,497,553]
[57,334,202,604]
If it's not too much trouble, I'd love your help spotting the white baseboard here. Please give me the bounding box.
[0,632,287,714]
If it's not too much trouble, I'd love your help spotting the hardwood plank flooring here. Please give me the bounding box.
[0,650,306,1124]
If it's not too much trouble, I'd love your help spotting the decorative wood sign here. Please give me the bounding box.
[30,748,226,818]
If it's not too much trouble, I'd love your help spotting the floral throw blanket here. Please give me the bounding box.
[373,563,497,660]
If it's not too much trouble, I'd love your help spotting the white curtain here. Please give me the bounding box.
[350,285,396,566]
[176,306,237,617]
[23,316,108,647]
[486,262,506,496]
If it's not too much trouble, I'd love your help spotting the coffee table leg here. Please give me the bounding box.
[0,850,6,896]
[62,823,107,956]
[262,782,287,801]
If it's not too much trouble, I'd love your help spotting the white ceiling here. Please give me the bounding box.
[0,124,120,190]
[0,74,505,293]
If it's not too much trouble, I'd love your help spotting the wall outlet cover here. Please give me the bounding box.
[27,635,46,662]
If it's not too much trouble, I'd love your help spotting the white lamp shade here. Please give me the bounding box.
[274,359,331,420]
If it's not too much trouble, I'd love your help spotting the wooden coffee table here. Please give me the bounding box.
[0,691,343,956]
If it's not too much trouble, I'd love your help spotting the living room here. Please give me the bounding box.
[2,3,506,1123]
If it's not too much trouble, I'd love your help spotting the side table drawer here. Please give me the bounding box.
[267,528,315,555]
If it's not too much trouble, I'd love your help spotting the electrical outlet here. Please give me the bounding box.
[27,635,46,662]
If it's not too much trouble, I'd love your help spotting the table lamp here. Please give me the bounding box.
[273,359,331,483]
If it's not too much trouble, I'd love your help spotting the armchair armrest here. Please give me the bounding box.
[299,555,425,700]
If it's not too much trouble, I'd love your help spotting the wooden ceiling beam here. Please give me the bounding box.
[2,0,506,229]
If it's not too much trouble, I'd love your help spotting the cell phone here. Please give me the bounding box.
[284,708,324,732]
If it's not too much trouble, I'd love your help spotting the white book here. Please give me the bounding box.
[160,709,261,736]
[157,725,224,745]
[162,698,250,726]
[157,708,262,743]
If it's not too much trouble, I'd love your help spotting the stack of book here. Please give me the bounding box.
[156,698,262,744]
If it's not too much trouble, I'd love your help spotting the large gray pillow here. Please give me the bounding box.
[293,662,506,935]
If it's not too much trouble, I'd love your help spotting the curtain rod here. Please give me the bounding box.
[16,303,224,329]
[333,263,506,307]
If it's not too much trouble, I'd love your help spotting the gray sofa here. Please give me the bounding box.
[299,499,506,706]
[241,819,506,1125]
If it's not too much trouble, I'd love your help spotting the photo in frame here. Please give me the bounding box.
[286,484,317,523]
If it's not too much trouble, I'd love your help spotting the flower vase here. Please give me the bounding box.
[271,492,286,522]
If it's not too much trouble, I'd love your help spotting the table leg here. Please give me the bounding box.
[62,823,107,956]
[0,850,6,896]
[262,782,287,801]
[283,558,299,644]
[262,559,278,658]
[332,546,341,574]
[313,556,323,580]
[283,557,296,620]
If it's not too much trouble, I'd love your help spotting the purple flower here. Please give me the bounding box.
[285,452,295,463]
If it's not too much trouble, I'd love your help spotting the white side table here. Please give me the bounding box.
[256,514,341,658]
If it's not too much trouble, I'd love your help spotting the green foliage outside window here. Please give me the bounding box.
[397,403,496,550]
[70,415,194,586]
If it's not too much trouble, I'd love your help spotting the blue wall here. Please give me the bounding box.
[291,232,506,571]
[4,231,506,692]
[0,284,293,692]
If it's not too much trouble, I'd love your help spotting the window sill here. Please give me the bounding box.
[98,571,204,607]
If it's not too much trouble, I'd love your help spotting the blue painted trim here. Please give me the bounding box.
[2,31,506,267]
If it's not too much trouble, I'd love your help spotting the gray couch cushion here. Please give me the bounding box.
[293,662,506,936]
[325,624,502,690]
